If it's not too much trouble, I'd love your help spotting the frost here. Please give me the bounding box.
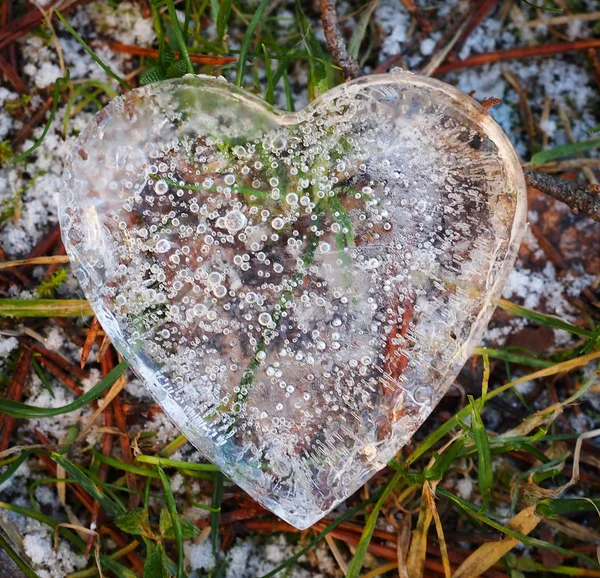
[58,73,526,528]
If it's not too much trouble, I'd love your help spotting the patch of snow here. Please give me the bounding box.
[185,539,216,575]
[0,336,18,358]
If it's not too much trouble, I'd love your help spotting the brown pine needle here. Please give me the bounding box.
[80,316,100,368]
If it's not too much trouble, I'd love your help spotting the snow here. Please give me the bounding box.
[23,530,86,578]
[225,535,320,578]
[0,336,18,358]
[456,476,473,500]
[185,540,216,575]
[420,38,435,56]
[375,0,410,59]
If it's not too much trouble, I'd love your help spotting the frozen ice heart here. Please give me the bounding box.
[58,73,526,529]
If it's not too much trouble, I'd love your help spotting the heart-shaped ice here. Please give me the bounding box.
[58,73,526,529]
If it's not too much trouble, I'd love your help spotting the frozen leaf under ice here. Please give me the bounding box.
[58,73,526,529]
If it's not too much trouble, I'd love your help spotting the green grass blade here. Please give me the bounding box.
[158,466,184,578]
[262,44,275,105]
[216,0,233,41]
[258,485,386,578]
[0,502,136,578]
[345,471,403,578]
[537,498,600,518]
[92,450,160,478]
[348,0,378,60]
[51,454,125,518]
[439,488,600,569]
[12,73,69,164]
[473,346,554,368]
[296,1,331,100]
[165,0,194,74]
[468,396,493,510]
[0,361,127,418]
[0,298,93,317]
[0,452,29,486]
[235,0,270,86]
[136,455,219,472]
[210,471,224,557]
[530,137,600,166]
[498,299,595,339]
[31,357,55,397]
[53,9,132,90]
[0,532,41,578]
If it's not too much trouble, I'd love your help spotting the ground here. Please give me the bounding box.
[0,1,599,577]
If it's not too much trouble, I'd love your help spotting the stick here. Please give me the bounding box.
[320,0,361,80]
[524,169,600,223]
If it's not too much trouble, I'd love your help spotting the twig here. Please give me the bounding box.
[0,52,27,93]
[524,168,600,222]
[435,38,600,74]
[320,0,361,80]
[93,41,236,65]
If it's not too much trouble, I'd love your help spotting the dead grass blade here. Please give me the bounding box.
[0,255,70,270]
[405,482,436,578]
[77,375,128,441]
[452,506,542,578]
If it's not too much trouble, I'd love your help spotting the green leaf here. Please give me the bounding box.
[115,508,152,536]
[144,542,169,578]
[140,66,167,86]
[235,0,269,86]
[0,361,127,418]
[158,466,184,578]
[159,508,200,540]
[530,137,600,166]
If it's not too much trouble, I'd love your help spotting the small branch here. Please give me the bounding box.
[435,38,600,74]
[524,168,600,223]
[320,0,361,80]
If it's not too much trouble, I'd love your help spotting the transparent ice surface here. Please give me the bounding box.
[58,73,527,529]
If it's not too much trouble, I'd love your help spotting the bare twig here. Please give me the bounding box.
[320,0,361,80]
[524,169,600,223]
[435,38,600,74]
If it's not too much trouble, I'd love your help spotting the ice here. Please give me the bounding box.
[58,73,527,529]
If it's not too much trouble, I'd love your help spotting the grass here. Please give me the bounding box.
[0,1,599,578]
